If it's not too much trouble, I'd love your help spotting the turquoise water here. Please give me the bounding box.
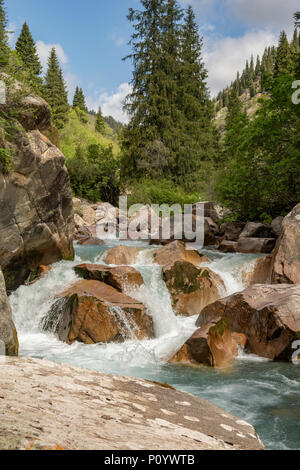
[10,241,300,450]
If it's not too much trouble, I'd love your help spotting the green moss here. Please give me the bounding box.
[164,261,201,294]
[209,318,230,338]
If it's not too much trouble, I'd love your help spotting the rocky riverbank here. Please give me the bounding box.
[0,357,264,450]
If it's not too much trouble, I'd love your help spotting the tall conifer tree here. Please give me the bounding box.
[44,48,69,128]
[15,22,42,78]
[0,0,8,67]
[95,107,105,134]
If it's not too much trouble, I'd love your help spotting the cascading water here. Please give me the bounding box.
[9,241,300,450]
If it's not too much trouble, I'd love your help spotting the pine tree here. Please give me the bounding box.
[274,31,293,76]
[249,54,255,80]
[176,4,217,182]
[0,0,8,67]
[255,55,261,78]
[44,48,69,129]
[72,87,87,112]
[121,0,171,177]
[15,22,42,78]
[95,107,105,134]
[72,86,80,108]
[225,87,243,131]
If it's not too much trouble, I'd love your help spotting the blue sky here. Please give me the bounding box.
[6,0,299,121]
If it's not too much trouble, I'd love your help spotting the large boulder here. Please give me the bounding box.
[162,260,224,317]
[271,216,284,237]
[239,222,274,239]
[217,240,238,253]
[171,318,238,368]
[0,269,18,356]
[242,255,272,286]
[0,357,264,450]
[236,237,276,254]
[197,284,300,361]
[154,240,209,267]
[272,203,300,284]
[42,280,153,344]
[103,246,140,265]
[0,86,74,291]
[74,264,143,292]
[220,222,245,241]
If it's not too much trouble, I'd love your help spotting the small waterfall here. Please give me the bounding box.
[108,305,140,341]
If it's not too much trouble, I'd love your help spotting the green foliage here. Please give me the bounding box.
[0,146,13,174]
[43,48,69,129]
[72,86,87,112]
[0,0,8,68]
[121,1,217,191]
[95,107,105,134]
[126,178,202,207]
[15,22,42,79]
[217,71,300,221]
[66,143,120,205]
[60,108,120,159]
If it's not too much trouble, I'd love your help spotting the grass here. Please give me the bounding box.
[60,109,120,159]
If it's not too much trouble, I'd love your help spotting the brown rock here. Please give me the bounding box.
[271,216,284,237]
[103,246,140,265]
[272,203,300,284]
[242,255,272,286]
[42,280,153,344]
[76,237,104,246]
[197,284,300,361]
[240,222,273,239]
[0,269,18,356]
[237,237,276,254]
[28,265,52,285]
[170,318,238,367]
[162,260,224,317]
[154,240,208,267]
[232,332,247,350]
[221,222,245,241]
[218,240,238,253]
[0,83,74,291]
[74,264,143,292]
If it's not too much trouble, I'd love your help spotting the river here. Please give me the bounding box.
[9,240,300,450]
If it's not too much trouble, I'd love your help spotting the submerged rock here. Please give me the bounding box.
[74,264,143,292]
[0,269,18,356]
[272,203,300,284]
[28,265,52,285]
[0,357,264,450]
[197,284,300,361]
[154,240,208,267]
[42,280,153,344]
[162,260,224,317]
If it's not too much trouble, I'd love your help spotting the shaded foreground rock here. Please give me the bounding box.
[42,280,153,344]
[272,203,300,284]
[74,264,143,292]
[163,261,224,317]
[170,318,238,368]
[0,269,18,356]
[0,357,264,450]
[197,284,300,361]
[154,241,209,267]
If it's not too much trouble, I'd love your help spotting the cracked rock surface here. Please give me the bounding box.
[0,357,264,450]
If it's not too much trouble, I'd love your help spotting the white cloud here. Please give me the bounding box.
[7,22,17,48]
[36,40,69,70]
[87,82,132,123]
[225,0,298,32]
[110,31,126,48]
[204,30,277,96]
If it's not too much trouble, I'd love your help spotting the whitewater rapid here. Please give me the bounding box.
[9,241,260,374]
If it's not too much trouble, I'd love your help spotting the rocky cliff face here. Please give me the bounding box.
[0,268,18,356]
[0,81,74,291]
